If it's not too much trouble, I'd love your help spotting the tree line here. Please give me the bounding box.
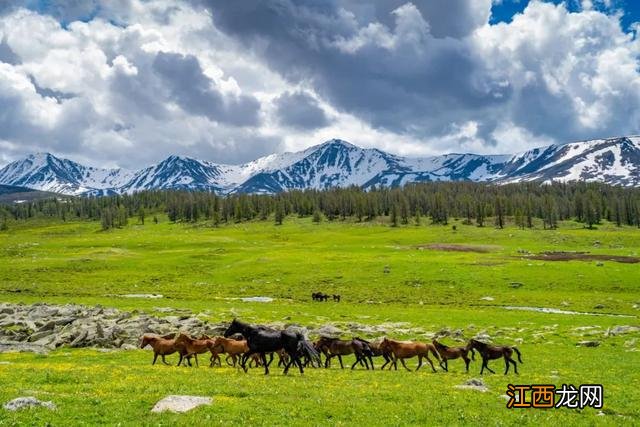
[1,181,640,230]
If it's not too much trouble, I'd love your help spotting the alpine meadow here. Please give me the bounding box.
[2,0,640,426]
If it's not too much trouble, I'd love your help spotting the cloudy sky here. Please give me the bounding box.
[1,0,639,168]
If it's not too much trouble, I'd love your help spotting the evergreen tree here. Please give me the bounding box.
[138,207,145,225]
[275,199,284,225]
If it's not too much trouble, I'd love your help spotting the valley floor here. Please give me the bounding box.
[0,217,639,425]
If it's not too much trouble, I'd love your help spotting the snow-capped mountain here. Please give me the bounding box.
[0,153,132,196]
[1,137,639,196]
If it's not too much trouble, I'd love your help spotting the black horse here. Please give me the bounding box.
[224,319,321,375]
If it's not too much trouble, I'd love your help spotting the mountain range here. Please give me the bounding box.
[1,136,639,196]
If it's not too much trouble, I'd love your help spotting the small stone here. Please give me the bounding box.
[151,395,212,413]
[3,397,56,411]
[455,378,489,392]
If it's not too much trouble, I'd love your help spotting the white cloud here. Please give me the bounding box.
[0,0,639,169]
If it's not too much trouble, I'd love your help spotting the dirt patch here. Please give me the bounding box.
[526,251,639,264]
[418,244,501,253]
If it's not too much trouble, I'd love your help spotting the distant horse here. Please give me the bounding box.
[333,294,341,302]
[175,333,214,367]
[140,333,190,366]
[316,336,374,370]
[224,319,321,375]
[379,338,441,372]
[432,340,475,372]
[468,339,522,375]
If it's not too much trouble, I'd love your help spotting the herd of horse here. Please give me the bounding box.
[140,319,523,375]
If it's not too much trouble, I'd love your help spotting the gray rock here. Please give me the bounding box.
[3,397,56,411]
[455,379,489,392]
[151,395,212,413]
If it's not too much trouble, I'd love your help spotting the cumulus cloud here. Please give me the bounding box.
[0,0,639,169]
[273,90,330,130]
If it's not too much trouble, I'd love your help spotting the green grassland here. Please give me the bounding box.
[0,216,639,425]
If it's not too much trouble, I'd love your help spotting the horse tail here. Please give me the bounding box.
[512,347,523,363]
[298,339,322,368]
[470,348,476,361]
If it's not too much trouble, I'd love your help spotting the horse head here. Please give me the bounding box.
[224,319,245,338]
[140,334,154,348]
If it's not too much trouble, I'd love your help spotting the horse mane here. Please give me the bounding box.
[353,337,370,344]
[434,340,448,349]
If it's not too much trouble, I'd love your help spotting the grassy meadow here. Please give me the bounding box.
[0,215,639,425]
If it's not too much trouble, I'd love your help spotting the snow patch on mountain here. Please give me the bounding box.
[1,136,639,195]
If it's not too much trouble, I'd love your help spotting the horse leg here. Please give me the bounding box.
[425,355,436,373]
[416,355,422,371]
[400,358,412,372]
[324,354,331,369]
[152,353,158,365]
[266,352,274,368]
[194,353,199,368]
[295,355,305,374]
[338,355,344,369]
[463,356,470,373]
[508,357,518,374]
[485,359,495,374]
[240,352,252,373]
[261,353,269,375]
[368,356,374,370]
[381,355,391,370]
[480,359,485,375]
[504,356,510,375]
[351,356,360,370]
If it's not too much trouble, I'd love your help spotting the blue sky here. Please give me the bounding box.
[492,0,640,29]
[0,1,639,168]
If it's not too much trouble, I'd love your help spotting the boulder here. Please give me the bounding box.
[3,397,56,411]
[151,395,212,413]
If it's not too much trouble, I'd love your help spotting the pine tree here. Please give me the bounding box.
[390,203,399,227]
[313,208,322,224]
[138,207,145,225]
[275,199,284,225]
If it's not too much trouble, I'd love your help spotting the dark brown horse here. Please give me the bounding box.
[468,339,522,375]
[379,338,441,372]
[316,337,374,369]
[368,339,393,369]
[432,340,474,372]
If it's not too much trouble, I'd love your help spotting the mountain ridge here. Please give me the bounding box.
[1,136,639,195]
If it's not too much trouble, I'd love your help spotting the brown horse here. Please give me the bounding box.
[379,338,441,372]
[432,340,475,372]
[468,339,522,375]
[209,336,250,367]
[140,333,188,365]
[316,337,374,369]
[175,333,215,367]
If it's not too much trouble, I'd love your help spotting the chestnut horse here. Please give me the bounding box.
[140,333,190,365]
[175,333,215,367]
[379,338,441,372]
[316,337,374,369]
[432,340,474,372]
[209,336,251,367]
[468,339,522,375]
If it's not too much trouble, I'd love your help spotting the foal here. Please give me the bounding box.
[379,338,441,372]
[467,339,522,375]
[432,340,474,372]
